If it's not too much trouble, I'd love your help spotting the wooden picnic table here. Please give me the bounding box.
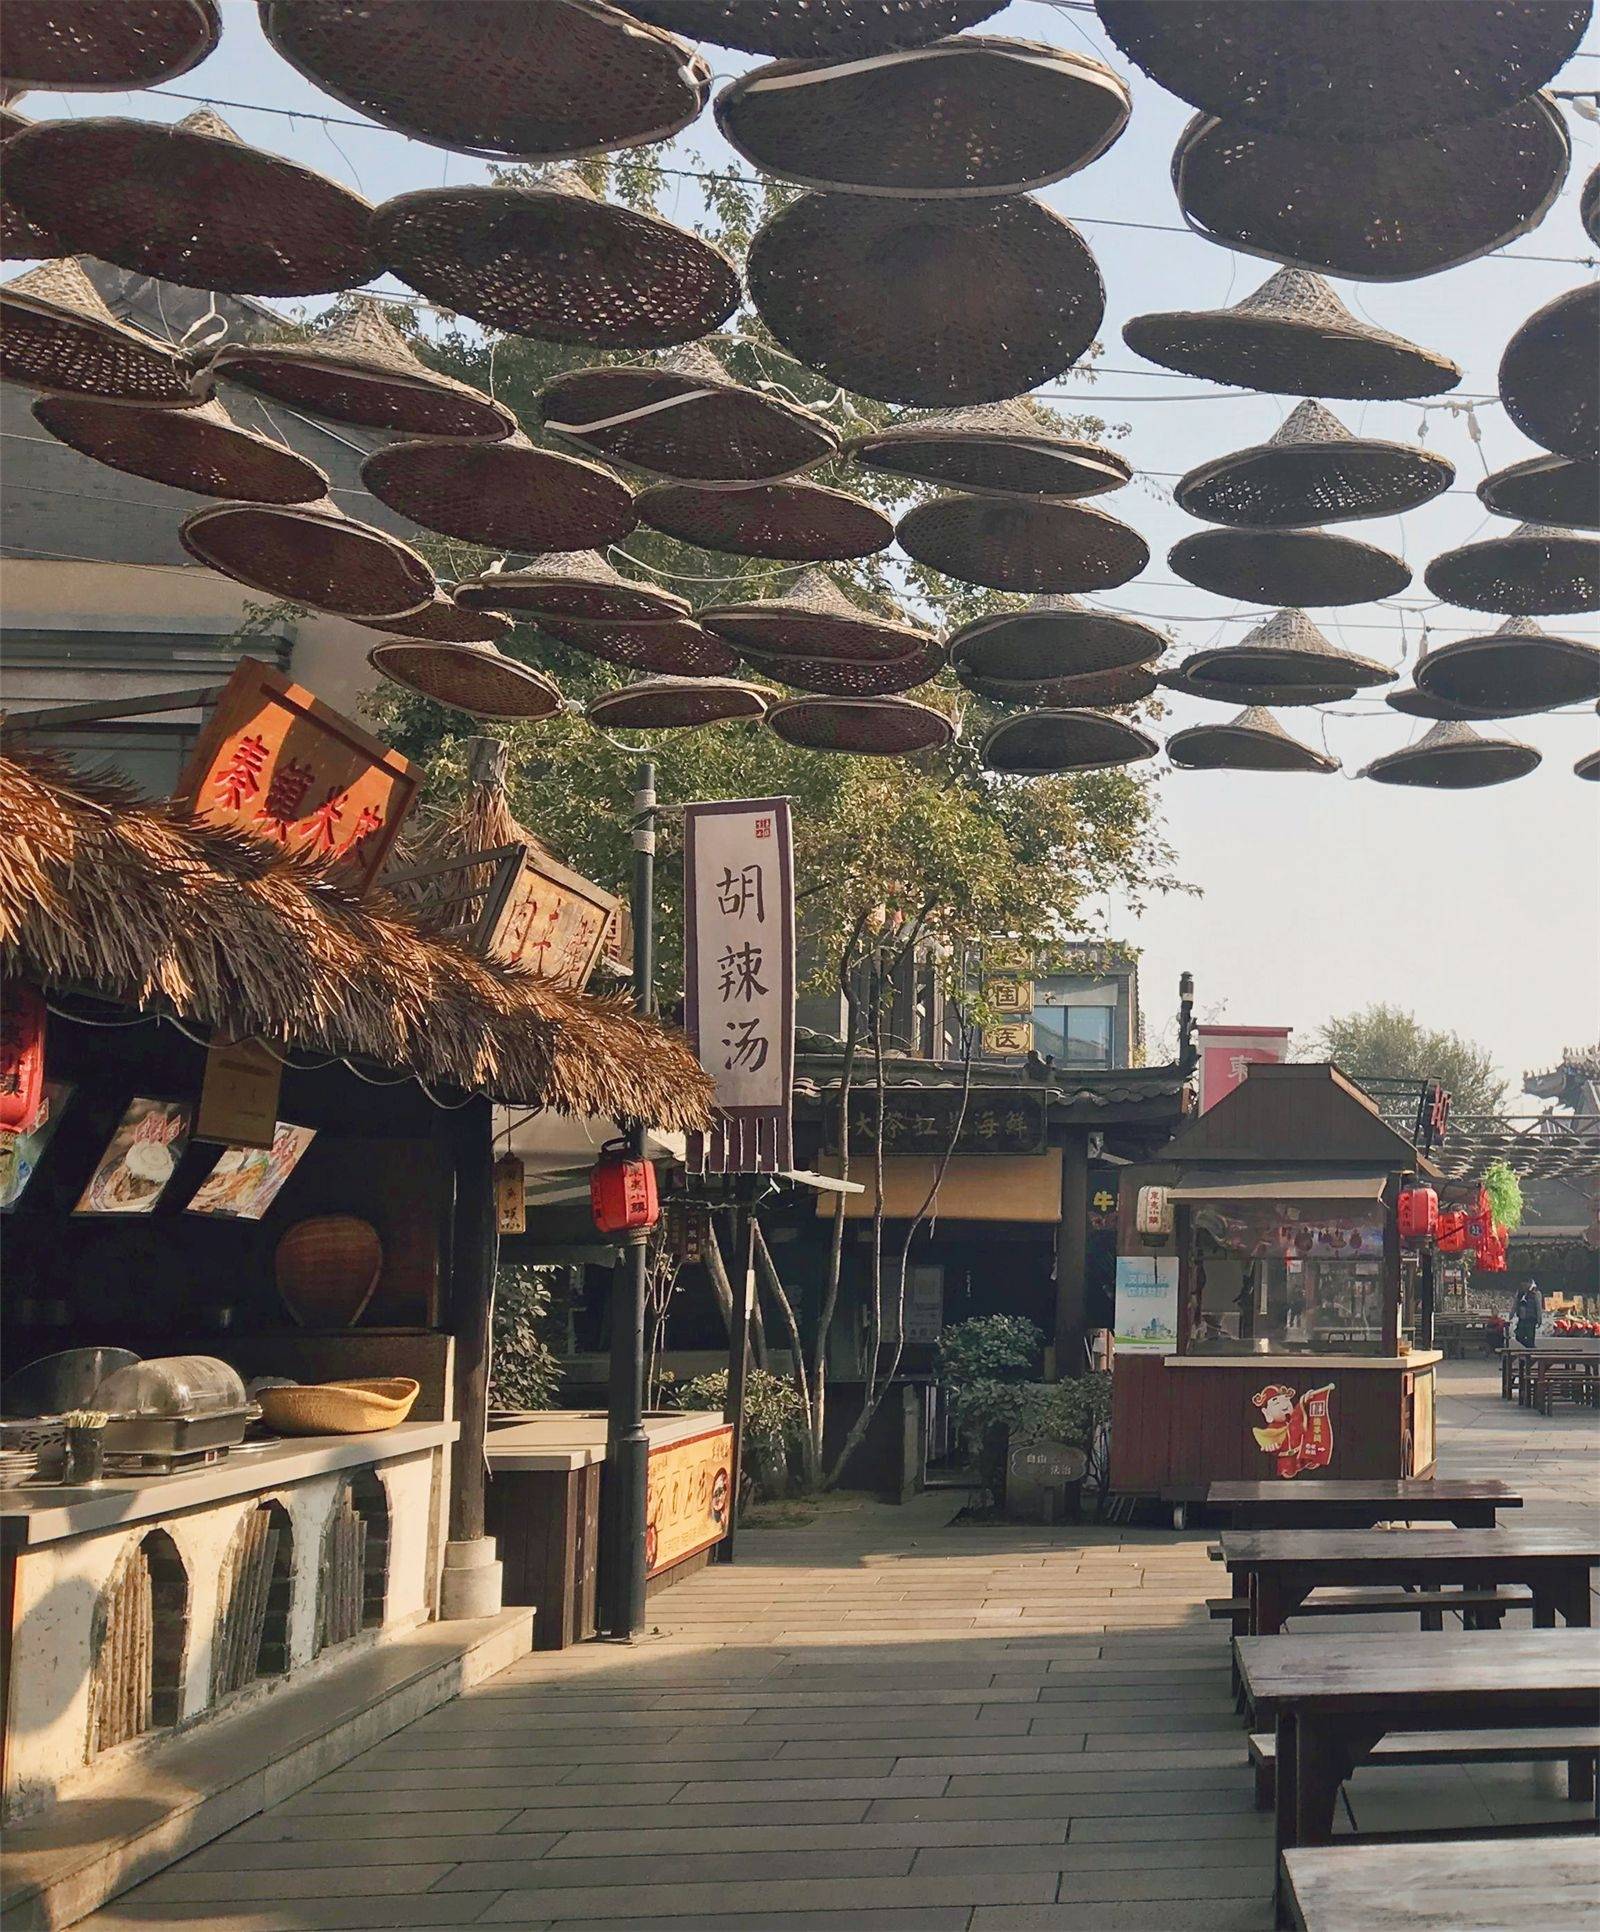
[1234,1629,1600,1926]
[1220,1527,1597,1637]
[1207,1478,1522,1531]
[1502,1347,1600,1405]
[1281,1833,1600,1932]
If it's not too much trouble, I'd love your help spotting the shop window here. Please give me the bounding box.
[1032,1001,1115,1068]
[1185,1199,1388,1358]
[88,1529,188,1755]
[212,1501,294,1699]
[315,1470,389,1654]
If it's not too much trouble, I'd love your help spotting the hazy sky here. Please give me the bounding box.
[17,0,1599,1097]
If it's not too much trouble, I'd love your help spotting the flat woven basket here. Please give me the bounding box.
[367,641,562,721]
[1423,523,1599,616]
[1167,526,1410,608]
[537,615,740,678]
[355,592,510,645]
[1172,96,1571,282]
[701,567,937,664]
[635,480,892,562]
[1499,285,1599,462]
[255,1378,421,1437]
[585,678,768,730]
[540,343,839,483]
[622,1,1003,58]
[1178,608,1393,692]
[767,695,955,757]
[1094,1,1590,137]
[1166,706,1338,775]
[1175,401,1454,529]
[847,398,1131,501]
[361,434,636,553]
[0,0,220,88]
[747,192,1104,406]
[1478,454,1599,531]
[958,662,1158,709]
[715,37,1129,199]
[1363,719,1541,790]
[3,109,379,297]
[737,638,946,698]
[897,495,1148,594]
[2,105,70,258]
[260,0,709,162]
[33,393,326,504]
[948,594,1164,680]
[0,256,195,403]
[1122,266,1461,401]
[180,497,437,621]
[981,709,1158,776]
[454,551,688,624]
[1413,616,1600,716]
[375,171,740,351]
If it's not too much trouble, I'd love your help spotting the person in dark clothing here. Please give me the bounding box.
[1512,1281,1543,1350]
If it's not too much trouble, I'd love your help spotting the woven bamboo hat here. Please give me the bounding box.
[32,393,326,504]
[767,696,955,757]
[206,300,515,442]
[1175,402,1454,529]
[623,2,1003,58]
[1424,522,1599,616]
[1478,454,1599,531]
[367,641,562,723]
[1162,665,1355,708]
[702,568,938,664]
[1,0,220,88]
[959,662,1159,709]
[0,257,194,402]
[1499,285,1599,461]
[586,679,768,731]
[537,615,740,678]
[1179,608,1393,692]
[454,552,688,625]
[1413,617,1600,714]
[376,171,740,352]
[747,193,1104,407]
[1122,268,1461,402]
[981,709,1158,775]
[260,0,709,162]
[1167,527,1411,608]
[847,399,1131,502]
[4,109,378,297]
[1385,682,1489,722]
[2,104,68,259]
[635,480,892,563]
[897,496,1148,595]
[1166,706,1338,775]
[1094,2,1590,137]
[361,435,636,555]
[737,637,947,698]
[950,596,1165,682]
[180,497,436,620]
[1583,166,1600,248]
[540,342,839,484]
[1363,719,1541,789]
[1577,742,1600,782]
[715,38,1130,200]
[1174,96,1571,283]
[355,593,510,645]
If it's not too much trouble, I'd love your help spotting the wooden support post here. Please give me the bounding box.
[448,1093,498,1545]
[1053,1132,1089,1379]
[718,1193,756,1563]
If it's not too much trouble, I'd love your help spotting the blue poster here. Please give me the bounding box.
[1113,1255,1180,1354]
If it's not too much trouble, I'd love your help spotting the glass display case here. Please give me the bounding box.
[1183,1199,1389,1356]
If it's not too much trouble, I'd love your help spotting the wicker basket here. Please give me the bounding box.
[361,433,636,554]
[1499,285,1599,463]
[0,0,221,89]
[275,1215,383,1328]
[3,105,70,259]
[1477,454,1599,532]
[635,480,892,563]
[256,1378,420,1437]
[1423,522,1599,617]
[623,2,1002,59]
[848,399,1131,502]
[897,495,1148,595]
[1167,526,1410,608]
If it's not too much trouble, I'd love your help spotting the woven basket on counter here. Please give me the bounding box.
[255,1378,420,1437]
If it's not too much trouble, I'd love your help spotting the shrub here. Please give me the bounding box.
[489,1264,562,1412]
[937,1314,1044,1387]
[672,1366,807,1504]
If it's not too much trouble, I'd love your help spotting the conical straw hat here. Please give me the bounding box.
[586,679,768,731]
[261,0,709,162]
[949,595,1164,680]
[767,696,955,757]
[1162,665,1355,709]
[1583,166,1600,249]
[623,2,1002,59]
[737,637,946,698]
[1166,706,1338,774]
[702,567,937,664]
[1413,616,1600,715]
[2,108,378,296]
[2,103,68,258]
[1179,608,1393,691]
[362,433,636,554]
[0,256,194,402]
[847,399,1131,501]
[537,615,740,678]
[959,662,1158,709]
[0,0,220,89]
[355,593,510,646]
[454,550,687,624]
[32,392,326,503]
[635,480,892,563]
[1167,526,1410,608]
[1424,523,1599,617]
[180,496,437,620]
[367,641,562,723]
[1477,453,1599,532]
[1499,285,1599,462]
[1577,705,1600,782]
[1363,719,1541,789]
[897,495,1148,594]
[981,709,1157,775]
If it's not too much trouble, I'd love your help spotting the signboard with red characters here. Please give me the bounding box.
[174,658,417,896]
[1251,1382,1336,1479]
[645,1424,734,1577]
[489,847,617,992]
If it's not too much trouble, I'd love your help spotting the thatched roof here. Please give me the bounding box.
[0,742,712,1128]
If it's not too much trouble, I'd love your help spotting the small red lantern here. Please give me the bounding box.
[1436,1209,1469,1253]
[590,1139,660,1236]
[1397,1186,1438,1243]
[0,983,46,1136]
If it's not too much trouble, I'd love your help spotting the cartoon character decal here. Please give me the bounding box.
[1251,1383,1335,1479]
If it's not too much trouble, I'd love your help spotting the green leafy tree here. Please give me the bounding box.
[489,1264,563,1411]
[1310,1005,1508,1115]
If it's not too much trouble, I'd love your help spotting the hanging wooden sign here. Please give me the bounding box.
[494,1153,527,1235]
[194,1035,283,1149]
[485,848,618,993]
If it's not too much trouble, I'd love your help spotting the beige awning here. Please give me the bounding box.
[1169,1168,1389,1203]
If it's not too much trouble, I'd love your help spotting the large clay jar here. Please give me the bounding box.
[274,1215,383,1328]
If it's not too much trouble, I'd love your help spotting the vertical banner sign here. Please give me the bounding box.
[684,799,795,1174]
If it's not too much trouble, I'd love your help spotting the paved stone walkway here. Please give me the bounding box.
[86,1363,1597,1931]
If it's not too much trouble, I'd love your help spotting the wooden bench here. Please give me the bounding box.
[1248,1724,1599,1809]
[1211,1586,1532,1633]
[1538,1370,1599,1416]
[1281,1834,1600,1932]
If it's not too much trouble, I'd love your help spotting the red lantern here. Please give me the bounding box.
[0,983,46,1135]
[590,1140,660,1235]
[1436,1209,1469,1253]
[1397,1186,1438,1243]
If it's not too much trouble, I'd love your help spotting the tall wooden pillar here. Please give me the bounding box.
[1053,1133,1090,1379]
[448,1093,498,1544]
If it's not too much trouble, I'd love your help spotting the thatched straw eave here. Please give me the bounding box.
[0,742,713,1130]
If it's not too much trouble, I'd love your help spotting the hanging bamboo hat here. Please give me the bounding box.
[1,0,221,88]
[367,640,562,723]
[715,38,1130,199]
[1167,526,1411,608]
[586,678,769,731]
[846,399,1131,502]
[206,300,516,442]
[354,592,510,645]
[958,662,1159,709]
[32,393,326,504]
[1499,285,1599,461]
[1162,664,1355,708]
[1178,608,1394,693]
[1363,719,1541,789]
[537,615,741,678]
[736,637,947,699]
[1175,402,1454,529]
[622,2,1004,58]
[2,104,68,259]
[701,568,938,664]
[1122,268,1461,402]
[1385,682,1488,721]
[767,696,955,757]
[1477,453,1599,531]
[180,497,436,620]
[540,342,839,484]
[3,109,379,297]
[981,709,1158,775]
[361,435,637,555]
[746,193,1104,406]
[1424,523,1599,615]
[0,257,195,402]
[1576,706,1600,781]
[375,171,740,351]
[635,480,893,563]
[1166,706,1338,775]
[454,551,688,625]
[260,0,709,162]
[1583,166,1600,248]
[1093,2,1590,137]
[949,596,1165,683]
[1413,616,1600,714]
[1173,96,1571,282]
[897,496,1149,595]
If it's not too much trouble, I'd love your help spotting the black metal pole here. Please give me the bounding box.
[601,762,655,1639]
[718,1186,757,1564]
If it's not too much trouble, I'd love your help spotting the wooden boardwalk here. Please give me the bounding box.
[82,1362,1596,1931]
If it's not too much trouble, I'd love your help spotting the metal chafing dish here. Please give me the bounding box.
[90,1356,256,1475]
